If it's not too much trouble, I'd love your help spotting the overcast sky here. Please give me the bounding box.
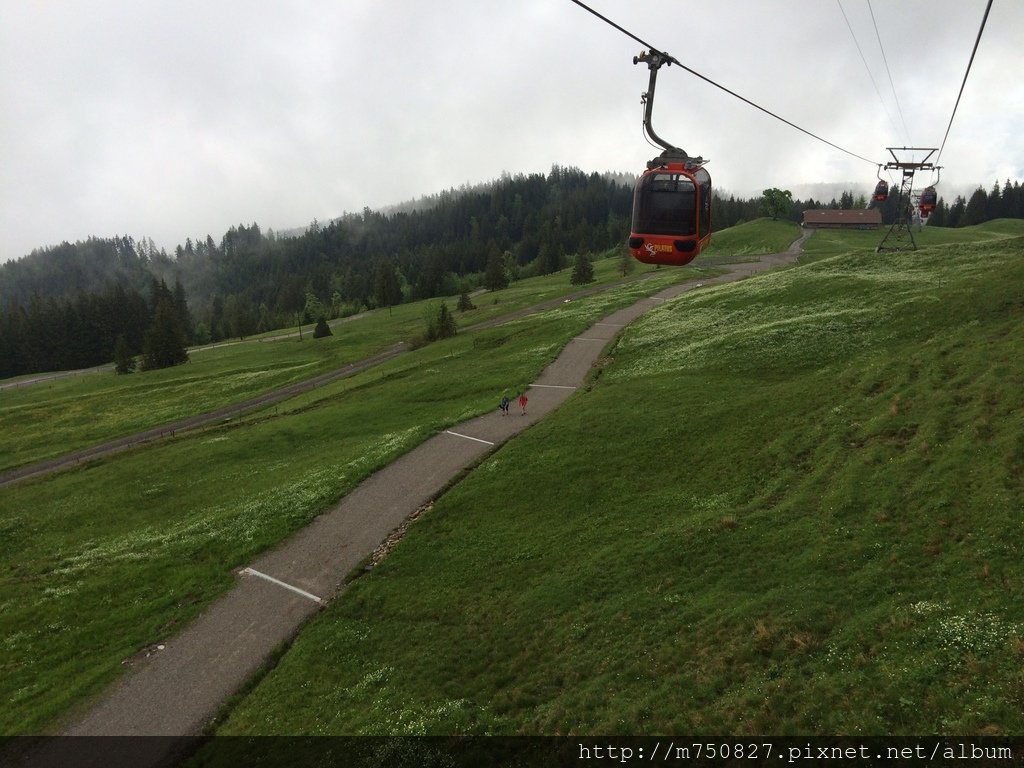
[1,0,1021,263]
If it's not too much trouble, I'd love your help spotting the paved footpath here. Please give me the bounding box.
[23,240,806,768]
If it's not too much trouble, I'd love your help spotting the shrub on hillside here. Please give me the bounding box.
[313,317,332,338]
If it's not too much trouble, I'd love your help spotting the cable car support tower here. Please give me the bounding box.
[875,147,940,252]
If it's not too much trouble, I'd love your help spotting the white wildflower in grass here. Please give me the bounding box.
[525,344,560,356]
[361,696,478,736]
[253,459,291,475]
[52,464,347,576]
[935,612,1018,655]
[822,642,849,672]
[351,665,394,693]
[41,583,80,600]
[452,407,482,422]
[651,491,736,519]
[603,251,983,384]
[52,516,234,577]
[691,492,734,513]
[909,600,945,616]
[344,428,420,476]
[228,370,272,382]
[332,621,371,644]
[2,630,29,651]
[229,466,341,541]
[904,601,1021,656]
[9,687,37,705]
[612,301,876,381]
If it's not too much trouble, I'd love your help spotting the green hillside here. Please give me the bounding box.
[0,258,704,735]
[0,251,671,474]
[206,227,1024,738]
[803,218,1024,259]
[699,216,803,258]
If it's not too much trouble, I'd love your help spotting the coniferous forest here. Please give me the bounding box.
[2,166,1022,379]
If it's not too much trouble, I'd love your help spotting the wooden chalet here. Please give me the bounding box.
[802,209,882,229]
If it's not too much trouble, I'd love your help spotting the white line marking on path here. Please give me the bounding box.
[530,384,577,390]
[241,567,323,604]
[444,430,495,446]
[594,322,624,328]
[574,337,606,342]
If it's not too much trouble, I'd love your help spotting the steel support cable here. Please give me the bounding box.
[867,0,912,145]
[936,0,994,166]
[568,0,880,166]
[837,0,901,141]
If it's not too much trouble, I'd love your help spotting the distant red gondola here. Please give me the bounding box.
[919,186,937,218]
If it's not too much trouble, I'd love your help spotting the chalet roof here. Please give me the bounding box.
[802,208,882,225]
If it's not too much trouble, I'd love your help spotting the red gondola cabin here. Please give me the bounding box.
[919,186,937,218]
[629,161,712,266]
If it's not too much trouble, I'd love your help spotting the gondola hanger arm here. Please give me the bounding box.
[633,50,704,168]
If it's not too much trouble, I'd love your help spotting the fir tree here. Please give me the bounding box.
[536,243,563,275]
[963,187,988,226]
[436,302,457,339]
[113,334,135,375]
[374,259,403,314]
[483,251,508,291]
[618,249,636,277]
[313,317,332,338]
[426,302,457,341]
[141,298,189,371]
[570,253,595,285]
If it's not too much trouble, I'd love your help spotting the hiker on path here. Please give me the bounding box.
[500,395,510,416]
[518,391,528,415]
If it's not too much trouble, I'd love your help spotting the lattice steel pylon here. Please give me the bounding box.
[875,147,940,252]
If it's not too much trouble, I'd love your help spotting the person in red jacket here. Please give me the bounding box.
[518,391,528,415]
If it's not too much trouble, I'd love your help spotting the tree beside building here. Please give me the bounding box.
[760,188,793,220]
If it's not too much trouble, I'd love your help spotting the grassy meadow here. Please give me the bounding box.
[802,217,1024,259]
[0,258,706,735]
[698,217,804,260]
[194,222,1024,741]
[0,251,678,474]
[6,218,1023,742]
